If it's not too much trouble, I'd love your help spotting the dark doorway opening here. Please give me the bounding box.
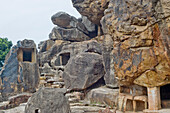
[60,53,70,65]
[35,109,40,113]
[23,50,32,62]
[161,84,170,100]
[160,84,170,108]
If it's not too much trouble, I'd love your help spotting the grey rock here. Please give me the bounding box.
[49,26,90,42]
[82,16,98,38]
[39,63,58,77]
[25,88,70,113]
[63,53,105,90]
[39,40,54,52]
[102,35,118,87]
[0,39,40,98]
[51,12,88,35]
[86,86,119,108]
[39,40,102,67]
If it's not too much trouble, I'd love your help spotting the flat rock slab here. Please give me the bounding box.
[86,87,119,108]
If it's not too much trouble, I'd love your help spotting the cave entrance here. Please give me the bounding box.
[17,48,36,63]
[60,53,70,66]
[35,109,40,113]
[23,50,32,62]
[160,84,170,108]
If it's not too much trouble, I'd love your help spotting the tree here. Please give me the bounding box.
[0,38,13,71]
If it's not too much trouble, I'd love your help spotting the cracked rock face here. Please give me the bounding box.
[72,0,109,25]
[102,0,170,87]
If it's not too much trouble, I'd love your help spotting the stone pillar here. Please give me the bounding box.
[147,87,161,110]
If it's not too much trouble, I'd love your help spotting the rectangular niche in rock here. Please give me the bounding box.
[60,53,70,66]
[160,84,170,108]
[18,48,36,63]
[23,49,32,62]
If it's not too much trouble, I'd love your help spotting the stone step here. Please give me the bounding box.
[0,101,10,110]
[70,103,88,107]
[71,106,115,112]
[69,98,80,103]
[66,93,76,98]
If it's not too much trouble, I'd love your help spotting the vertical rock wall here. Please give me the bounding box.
[0,39,40,98]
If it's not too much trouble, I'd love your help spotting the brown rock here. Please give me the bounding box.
[101,0,170,87]
[72,0,109,25]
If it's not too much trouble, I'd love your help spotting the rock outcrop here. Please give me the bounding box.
[72,0,109,25]
[0,39,40,98]
[70,0,170,112]
[50,12,97,42]
[38,39,104,88]
[25,88,70,113]
[101,0,170,87]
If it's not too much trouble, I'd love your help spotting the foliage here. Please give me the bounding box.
[0,38,13,70]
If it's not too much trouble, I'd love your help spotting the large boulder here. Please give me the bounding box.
[51,12,88,35]
[71,0,109,25]
[0,39,40,98]
[101,0,170,87]
[25,88,70,113]
[63,53,105,90]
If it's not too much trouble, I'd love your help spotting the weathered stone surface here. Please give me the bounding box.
[101,0,170,87]
[86,87,119,108]
[72,0,109,25]
[39,63,58,77]
[39,40,54,52]
[25,88,70,113]
[49,26,90,42]
[0,93,32,110]
[39,40,102,67]
[0,39,40,98]
[81,16,98,38]
[82,16,96,33]
[38,40,103,87]
[38,40,66,66]
[99,108,115,113]
[63,53,105,90]
[51,12,88,34]
[102,35,117,87]
[0,103,26,113]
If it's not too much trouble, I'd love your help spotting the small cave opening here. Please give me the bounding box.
[23,50,32,62]
[35,109,40,113]
[60,53,70,66]
[160,84,170,108]
[160,84,170,100]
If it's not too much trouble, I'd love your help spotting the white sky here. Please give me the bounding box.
[0,0,80,45]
